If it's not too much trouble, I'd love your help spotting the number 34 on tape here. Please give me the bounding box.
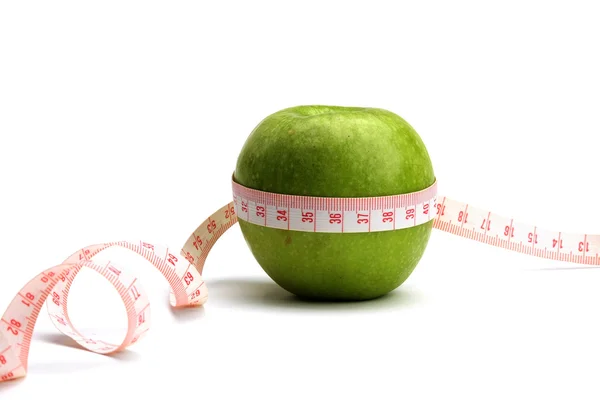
[1,178,599,383]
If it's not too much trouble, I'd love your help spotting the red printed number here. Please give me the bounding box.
[504,226,514,238]
[241,201,248,213]
[6,319,21,336]
[207,219,217,233]
[184,271,194,285]
[382,211,394,223]
[21,292,35,308]
[528,233,538,244]
[193,236,203,250]
[458,211,468,223]
[302,211,314,223]
[423,203,429,215]
[402,210,412,221]
[52,292,60,306]
[131,286,141,301]
[277,210,288,222]
[78,249,91,260]
[256,206,266,218]
[225,205,236,219]
[1,372,14,381]
[553,239,563,249]
[436,204,445,216]
[481,219,491,231]
[108,265,121,276]
[329,213,342,224]
[0,355,6,365]
[578,241,589,252]
[357,213,369,224]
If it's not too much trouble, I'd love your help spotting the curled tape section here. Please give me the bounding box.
[0,203,237,383]
[1,179,598,383]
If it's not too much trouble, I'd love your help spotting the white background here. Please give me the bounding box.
[1,1,600,399]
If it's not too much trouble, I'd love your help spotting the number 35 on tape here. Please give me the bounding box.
[1,177,598,382]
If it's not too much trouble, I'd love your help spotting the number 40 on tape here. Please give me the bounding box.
[1,178,598,383]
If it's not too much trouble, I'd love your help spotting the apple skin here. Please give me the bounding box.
[233,105,435,300]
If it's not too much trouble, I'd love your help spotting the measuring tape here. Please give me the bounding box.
[1,177,597,383]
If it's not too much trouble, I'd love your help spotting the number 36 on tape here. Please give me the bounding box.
[1,177,598,383]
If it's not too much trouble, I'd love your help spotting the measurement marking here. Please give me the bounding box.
[5,181,600,383]
[188,281,205,296]
[17,293,33,303]
[437,197,446,220]
[138,303,150,315]
[6,364,22,374]
[1,319,25,334]
[126,278,138,293]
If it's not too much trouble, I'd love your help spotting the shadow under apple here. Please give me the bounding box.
[205,276,423,311]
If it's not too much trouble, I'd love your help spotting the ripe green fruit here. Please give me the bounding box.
[234,105,435,300]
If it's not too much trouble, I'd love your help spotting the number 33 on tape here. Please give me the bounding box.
[1,178,599,383]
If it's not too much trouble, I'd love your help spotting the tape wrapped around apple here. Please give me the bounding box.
[233,105,435,301]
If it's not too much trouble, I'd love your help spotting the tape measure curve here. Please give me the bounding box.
[1,178,598,383]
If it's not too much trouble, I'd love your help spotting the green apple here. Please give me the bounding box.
[233,105,435,300]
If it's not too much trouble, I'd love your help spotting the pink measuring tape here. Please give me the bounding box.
[1,176,597,383]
